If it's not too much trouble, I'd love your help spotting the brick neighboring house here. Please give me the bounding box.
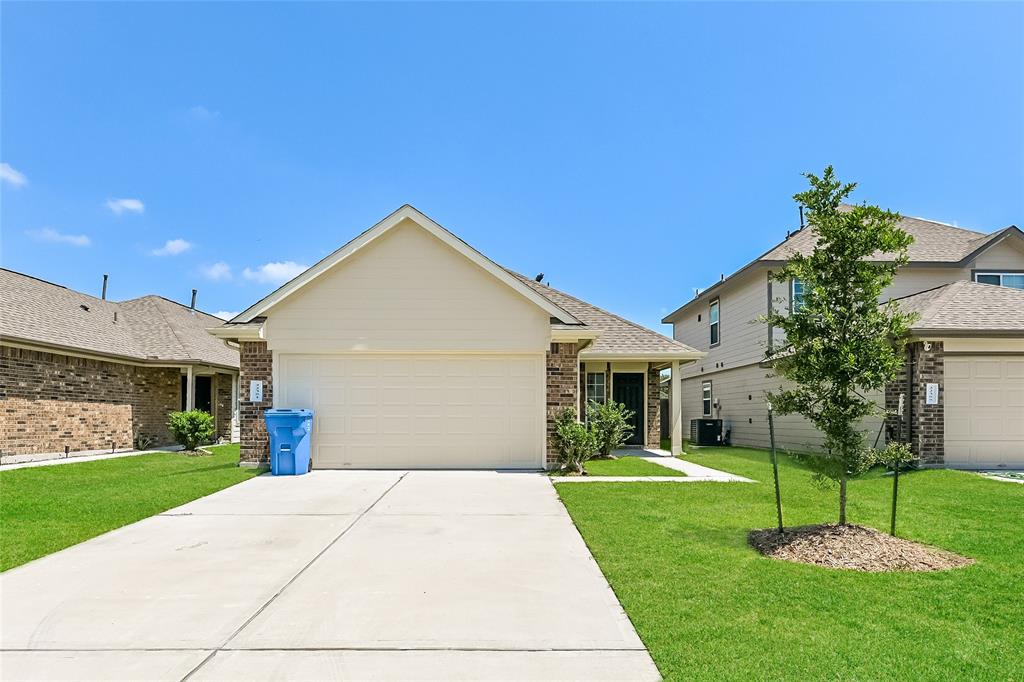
[209,205,703,469]
[663,209,1024,469]
[0,269,240,462]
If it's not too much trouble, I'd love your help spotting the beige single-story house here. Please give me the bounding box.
[210,205,703,469]
[0,269,240,462]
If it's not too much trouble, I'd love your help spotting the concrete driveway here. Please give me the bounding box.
[0,471,659,681]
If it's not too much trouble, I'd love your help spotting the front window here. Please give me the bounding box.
[975,272,1024,289]
[709,299,720,346]
[791,278,806,311]
[586,372,606,406]
[702,381,713,416]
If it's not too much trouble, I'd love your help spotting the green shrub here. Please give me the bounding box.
[587,400,635,458]
[553,407,597,475]
[167,410,216,451]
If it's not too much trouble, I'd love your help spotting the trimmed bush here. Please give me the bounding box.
[587,400,635,458]
[553,407,597,475]
[167,410,216,451]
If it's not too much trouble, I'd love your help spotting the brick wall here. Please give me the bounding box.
[214,373,233,441]
[239,341,273,465]
[646,364,661,448]
[884,341,944,465]
[546,342,579,467]
[0,345,178,455]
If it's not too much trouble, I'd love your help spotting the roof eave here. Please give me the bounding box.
[1,336,239,370]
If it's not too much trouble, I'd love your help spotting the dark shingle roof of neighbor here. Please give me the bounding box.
[0,268,239,368]
[892,280,1024,334]
[508,270,701,357]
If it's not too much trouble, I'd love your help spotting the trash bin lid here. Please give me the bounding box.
[265,408,313,417]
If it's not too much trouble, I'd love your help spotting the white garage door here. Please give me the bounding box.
[944,356,1024,468]
[276,354,545,469]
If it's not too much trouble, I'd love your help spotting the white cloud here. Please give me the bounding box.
[188,105,220,121]
[151,238,193,256]
[1,163,27,187]
[243,261,308,284]
[213,310,240,321]
[28,228,90,247]
[106,198,145,214]
[200,261,232,281]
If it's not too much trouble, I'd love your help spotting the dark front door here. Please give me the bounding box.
[195,376,213,414]
[612,373,644,446]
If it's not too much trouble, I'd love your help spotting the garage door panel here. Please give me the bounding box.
[279,353,544,469]
[945,356,1024,468]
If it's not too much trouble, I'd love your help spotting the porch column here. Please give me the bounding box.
[186,365,195,411]
[670,360,682,455]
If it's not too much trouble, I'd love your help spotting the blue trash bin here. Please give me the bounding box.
[264,409,314,476]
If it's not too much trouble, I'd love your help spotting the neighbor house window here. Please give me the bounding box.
[586,372,606,406]
[974,272,1024,290]
[709,299,720,346]
[702,381,713,416]
[791,278,806,311]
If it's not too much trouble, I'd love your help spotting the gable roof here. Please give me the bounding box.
[230,205,580,325]
[509,271,702,360]
[663,208,1022,323]
[892,280,1024,336]
[0,268,238,368]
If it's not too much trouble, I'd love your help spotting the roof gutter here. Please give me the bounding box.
[0,336,239,371]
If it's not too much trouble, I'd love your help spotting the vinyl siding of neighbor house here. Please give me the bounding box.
[263,219,551,354]
[672,243,1024,454]
[676,268,770,380]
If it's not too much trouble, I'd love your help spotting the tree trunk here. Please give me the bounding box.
[838,474,848,525]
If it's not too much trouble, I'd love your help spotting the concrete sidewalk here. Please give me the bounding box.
[0,470,660,681]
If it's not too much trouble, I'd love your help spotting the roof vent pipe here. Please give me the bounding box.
[101,274,108,300]
[190,289,197,310]
[799,205,805,229]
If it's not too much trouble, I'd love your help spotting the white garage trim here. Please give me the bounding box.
[274,352,546,470]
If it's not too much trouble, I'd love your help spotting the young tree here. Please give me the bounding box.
[765,167,916,525]
[586,400,635,459]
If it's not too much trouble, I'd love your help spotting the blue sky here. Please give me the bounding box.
[2,2,1021,329]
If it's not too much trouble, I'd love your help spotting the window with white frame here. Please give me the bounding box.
[791,278,806,311]
[586,372,606,406]
[701,381,713,416]
[709,299,720,346]
[974,272,1024,290]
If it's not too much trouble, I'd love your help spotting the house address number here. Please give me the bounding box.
[925,383,939,405]
[249,380,264,403]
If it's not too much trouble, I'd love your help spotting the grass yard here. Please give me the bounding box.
[0,444,260,572]
[550,457,685,477]
[556,446,1024,681]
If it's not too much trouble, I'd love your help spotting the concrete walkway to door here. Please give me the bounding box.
[0,470,660,681]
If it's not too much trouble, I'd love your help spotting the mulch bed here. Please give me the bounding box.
[748,524,974,572]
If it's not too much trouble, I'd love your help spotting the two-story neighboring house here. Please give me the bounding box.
[662,211,1024,469]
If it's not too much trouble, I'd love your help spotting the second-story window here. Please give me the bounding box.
[709,298,720,346]
[791,279,806,311]
[975,272,1024,290]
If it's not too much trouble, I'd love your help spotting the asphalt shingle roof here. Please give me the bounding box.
[508,270,701,357]
[893,280,1024,334]
[762,209,994,263]
[0,269,238,368]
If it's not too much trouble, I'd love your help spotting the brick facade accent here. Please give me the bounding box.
[885,341,944,466]
[239,341,273,465]
[646,364,661,448]
[546,342,579,467]
[0,345,178,455]
[214,373,233,441]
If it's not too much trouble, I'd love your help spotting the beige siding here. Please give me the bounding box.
[264,220,550,353]
[971,238,1024,270]
[681,364,883,454]
[674,268,771,379]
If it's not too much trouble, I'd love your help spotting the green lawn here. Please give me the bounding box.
[0,444,260,572]
[556,446,1023,681]
[550,457,685,477]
